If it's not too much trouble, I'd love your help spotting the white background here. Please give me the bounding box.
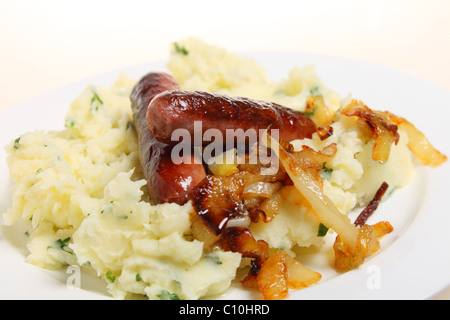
[1,0,449,299]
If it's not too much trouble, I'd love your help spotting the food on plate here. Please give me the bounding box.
[146,89,317,145]
[2,37,446,300]
[353,181,389,228]
[130,72,206,205]
[383,111,447,167]
[340,101,400,164]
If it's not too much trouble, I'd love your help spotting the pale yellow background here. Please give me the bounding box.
[1,0,449,299]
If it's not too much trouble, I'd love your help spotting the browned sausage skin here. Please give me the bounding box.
[147,90,317,145]
[130,72,206,205]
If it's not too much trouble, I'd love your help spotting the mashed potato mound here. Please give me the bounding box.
[3,38,415,299]
[4,74,241,300]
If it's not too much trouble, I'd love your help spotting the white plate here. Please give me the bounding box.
[1,53,449,300]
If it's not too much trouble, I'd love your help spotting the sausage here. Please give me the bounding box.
[147,90,317,145]
[130,72,206,205]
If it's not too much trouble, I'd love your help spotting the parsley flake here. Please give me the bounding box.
[157,290,180,300]
[13,137,21,149]
[174,42,189,55]
[105,271,116,283]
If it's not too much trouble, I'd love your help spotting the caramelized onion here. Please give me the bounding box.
[333,224,378,272]
[317,126,334,141]
[290,143,337,189]
[334,179,394,272]
[341,100,399,164]
[354,181,389,227]
[218,227,269,286]
[371,220,394,238]
[249,191,282,223]
[225,215,251,229]
[384,111,447,167]
[333,221,393,272]
[192,175,245,235]
[243,181,281,199]
[284,251,322,290]
[256,250,288,300]
[256,250,321,300]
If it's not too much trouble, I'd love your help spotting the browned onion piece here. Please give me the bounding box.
[333,224,379,272]
[354,181,389,227]
[218,227,269,289]
[192,175,245,235]
[243,181,281,199]
[256,250,288,300]
[341,100,399,164]
[384,111,447,167]
[256,250,321,300]
[249,190,282,223]
[317,126,334,141]
[334,221,393,272]
[372,220,394,238]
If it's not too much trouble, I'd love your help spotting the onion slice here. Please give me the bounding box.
[257,250,321,300]
[333,221,393,272]
[341,100,399,164]
[354,181,389,227]
[243,181,281,198]
[384,111,447,167]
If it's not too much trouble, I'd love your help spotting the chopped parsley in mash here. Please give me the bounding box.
[3,38,420,299]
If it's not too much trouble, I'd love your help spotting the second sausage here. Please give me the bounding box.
[147,90,317,145]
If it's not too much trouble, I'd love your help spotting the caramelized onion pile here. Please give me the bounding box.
[256,250,322,300]
[341,100,399,164]
[188,98,446,300]
[341,99,447,167]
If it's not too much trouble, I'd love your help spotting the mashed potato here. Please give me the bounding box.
[3,37,414,299]
[4,74,241,300]
[168,37,341,113]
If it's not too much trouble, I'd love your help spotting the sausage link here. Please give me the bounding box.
[147,90,317,145]
[130,73,206,205]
